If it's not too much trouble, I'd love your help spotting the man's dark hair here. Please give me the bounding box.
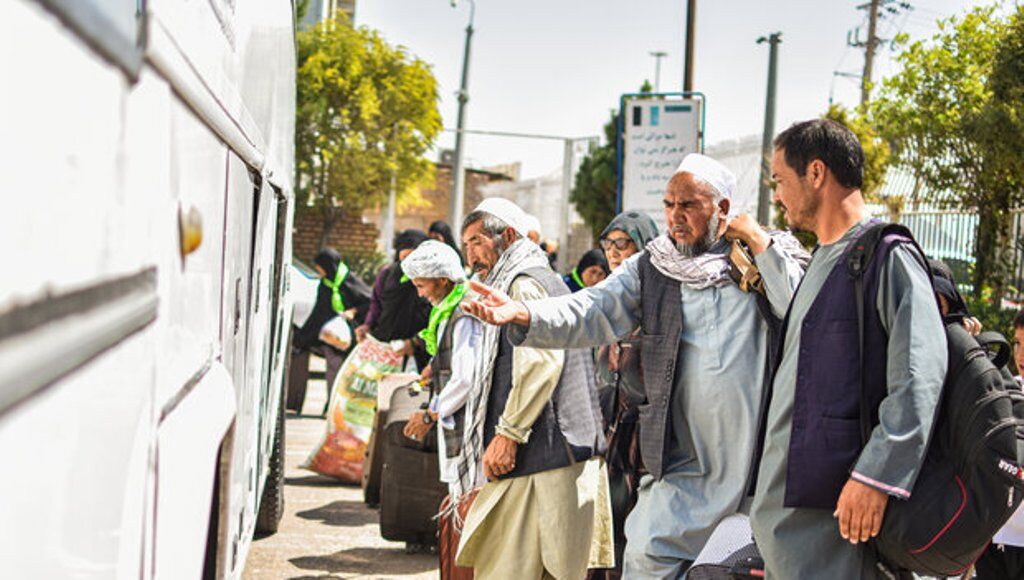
[1014,309,1024,330]
[773,119,865,189]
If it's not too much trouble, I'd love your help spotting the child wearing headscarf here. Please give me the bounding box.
[565,248,610,292]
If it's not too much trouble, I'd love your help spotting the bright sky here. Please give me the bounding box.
[356,0,982,179]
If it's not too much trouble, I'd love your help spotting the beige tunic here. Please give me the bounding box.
[456,277,613,579]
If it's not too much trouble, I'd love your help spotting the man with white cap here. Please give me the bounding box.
[397,240,481,576]
[461,153,809,577]
[399,239,473,472]
[452,198,614,579]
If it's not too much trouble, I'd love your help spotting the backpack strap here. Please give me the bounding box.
[976,330,1013,370]
[847,221,926,445]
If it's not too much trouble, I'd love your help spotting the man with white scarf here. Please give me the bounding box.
[453,198,613,579]
[462,153,809,577]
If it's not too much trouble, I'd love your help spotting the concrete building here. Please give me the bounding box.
[705,135,762,217]
[362,163,512,245]
[300,0,356,29]
[481,167,592,273]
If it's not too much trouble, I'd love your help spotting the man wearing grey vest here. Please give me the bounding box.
[749,119,946,578]
[452,198,613,579]
[462,154,809,578]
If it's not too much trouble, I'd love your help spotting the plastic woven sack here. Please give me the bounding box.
[302,337,403,483]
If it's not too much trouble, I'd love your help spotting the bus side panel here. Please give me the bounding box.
[0,4,159,578]
[152,99,230,408]
[0,331,156,580]
[219,152,259,576]
[0,0,151,298]
[153,363,234,580]
[247,182,278,505]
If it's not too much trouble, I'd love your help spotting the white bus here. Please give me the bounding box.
[0,0,296,578]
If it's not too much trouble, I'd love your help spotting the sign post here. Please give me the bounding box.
[617,93,705,231]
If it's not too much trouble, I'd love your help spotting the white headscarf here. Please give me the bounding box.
[400,240,466,282]
[474,198,530,237]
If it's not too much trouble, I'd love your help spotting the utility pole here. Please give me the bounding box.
[861,0,881,105]
[448,0,475,231]
[649,51,668,93]
[683,0,696,92]
[756,32,782,225]
[849,1,912,105]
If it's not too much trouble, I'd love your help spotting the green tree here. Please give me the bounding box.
[296,15,442,248]
[571,81,653,240]
[871,4,1024,293]
[571,112,619,240]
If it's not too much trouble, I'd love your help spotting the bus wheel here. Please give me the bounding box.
[255,393,285,535]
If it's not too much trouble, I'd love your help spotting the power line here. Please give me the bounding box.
[847,0,914,105]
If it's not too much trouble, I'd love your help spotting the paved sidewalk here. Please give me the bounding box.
[243,360,438,579]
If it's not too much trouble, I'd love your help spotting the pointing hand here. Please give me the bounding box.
[460,280,531,327]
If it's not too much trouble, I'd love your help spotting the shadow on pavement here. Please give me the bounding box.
[285,474,357,488]
[289,547,436,576]
[296,500,378,527]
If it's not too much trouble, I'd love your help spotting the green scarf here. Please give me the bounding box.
[419,282,467,356]
[571,267,586,289]
[321,262,350,314]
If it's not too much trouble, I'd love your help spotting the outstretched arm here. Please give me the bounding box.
[461,254,644,350]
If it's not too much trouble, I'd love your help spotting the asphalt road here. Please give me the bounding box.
[243,359,438,580]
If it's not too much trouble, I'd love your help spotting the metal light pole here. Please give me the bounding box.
[756,32,782,225]
[649,51,668,93]
[683,0,696,92]
[448,0,476,231]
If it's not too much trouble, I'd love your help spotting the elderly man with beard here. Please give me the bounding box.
[451,198,613,579]
[462,153,809,578]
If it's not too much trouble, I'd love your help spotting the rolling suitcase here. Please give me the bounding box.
[379,383,448,546]
[363,373,419,506]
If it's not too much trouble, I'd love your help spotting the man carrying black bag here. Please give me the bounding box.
[749,119,947,578]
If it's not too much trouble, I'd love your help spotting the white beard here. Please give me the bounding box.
[674,214,721,257]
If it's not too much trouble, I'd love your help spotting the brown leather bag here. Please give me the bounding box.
[727,240,765,295]
[438,491,477,580]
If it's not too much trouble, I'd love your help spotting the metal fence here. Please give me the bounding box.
[885,208,1024,304]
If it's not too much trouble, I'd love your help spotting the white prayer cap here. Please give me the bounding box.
[674,153,736,201]
[523,214,542,235]
[471,198,530,237]
[401,240,466,283]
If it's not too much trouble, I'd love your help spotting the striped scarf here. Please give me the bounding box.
[451,238,551,506]
[646,230,810,288]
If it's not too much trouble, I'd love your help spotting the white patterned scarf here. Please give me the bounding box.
[451,238,551,505]
[646,230,810,288]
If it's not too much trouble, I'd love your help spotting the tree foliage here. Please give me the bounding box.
[870,4,1024,292]
[570,112,619,240]
[571,81,653,240]
[296,15,442,247]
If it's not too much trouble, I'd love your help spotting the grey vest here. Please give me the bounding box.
[483,267,606,479]
[635,254,684,480]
